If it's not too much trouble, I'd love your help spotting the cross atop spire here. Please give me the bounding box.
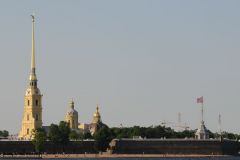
[96,104,99,112]
[29,14,37,81]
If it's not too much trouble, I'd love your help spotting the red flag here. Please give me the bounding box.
[197,96,203,103]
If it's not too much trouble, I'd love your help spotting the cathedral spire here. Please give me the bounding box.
[19,15,43,140]
[31,15,35,69]
[69,99,74,109]
[29,15,37,81]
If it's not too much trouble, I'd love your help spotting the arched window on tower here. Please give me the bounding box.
[27,100,30,106]
[27,128,29,135]
[27,114,29,121]
[36,100,38,106]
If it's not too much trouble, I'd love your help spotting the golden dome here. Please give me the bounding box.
[93,105,100,117]
[92,104,101,124]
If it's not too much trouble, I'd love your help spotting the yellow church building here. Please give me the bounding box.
[65,100,79,130]
[18,16,106,139]
[18,15,43,140]
[65,102,106,135]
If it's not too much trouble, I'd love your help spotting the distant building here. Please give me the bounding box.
[65,101,107,135]
[78,123,90,134]
[19,16,43,140]
[18,16,108,139]
[89,105,107,135]
[65,103,107,135]
[65,100,79,130]
[195,121,209,140]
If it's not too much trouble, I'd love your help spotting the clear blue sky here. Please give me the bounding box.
[0,0,240,134]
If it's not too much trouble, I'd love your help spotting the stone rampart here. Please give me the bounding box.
[109,139,240,155]
[0,140,96,154]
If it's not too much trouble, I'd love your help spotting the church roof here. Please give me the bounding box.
[66,99,78,115]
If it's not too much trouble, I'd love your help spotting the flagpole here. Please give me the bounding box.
[197,96,204,123]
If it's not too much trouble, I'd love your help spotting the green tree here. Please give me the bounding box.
[59,121,70,144]
[0,130,9,138]
[84,132,93,139]
[2,130,9,137]
[144,127,157,138]
[222,131,238,140]
[69,130,84,140]
[176,130,195,138]
[48,124,61,144]
[208,130,215,139]
[48,122,70,144]
[110,127,129,139]
[32,128,47,153]
[94,126,113,152]
[48,122,70,153]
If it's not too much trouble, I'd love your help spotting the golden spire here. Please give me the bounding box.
[69,98,74,109]
[94,104,100,117]
[29,15,37,81]
[96,104,99,112]
[31,15,35,69]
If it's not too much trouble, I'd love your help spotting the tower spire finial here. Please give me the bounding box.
[29,14,37,81]
[31,14,35,70]
[69,98,74,109]
[96,104,99,111]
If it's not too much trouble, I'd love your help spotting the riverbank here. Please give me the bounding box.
[0,153,235,159]
[43,153,232,158]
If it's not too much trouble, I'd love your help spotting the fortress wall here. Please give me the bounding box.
[222,140,240,155]
[0,139,239,155]
[0,140,96,154]
[110,139,240,155]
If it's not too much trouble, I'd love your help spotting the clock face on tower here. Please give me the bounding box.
[26,88,31,95]
[25,88,41,96]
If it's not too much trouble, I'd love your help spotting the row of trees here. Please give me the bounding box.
[0,130,9,138]
[32,123,240,153]
[32,121,94,153]
[90,126,240,151]
[92,126,196,151]
[110,126,194,139]
[32,121,70,153]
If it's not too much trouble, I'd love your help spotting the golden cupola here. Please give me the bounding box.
[92,104,102,124]
[90,104,107,135]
